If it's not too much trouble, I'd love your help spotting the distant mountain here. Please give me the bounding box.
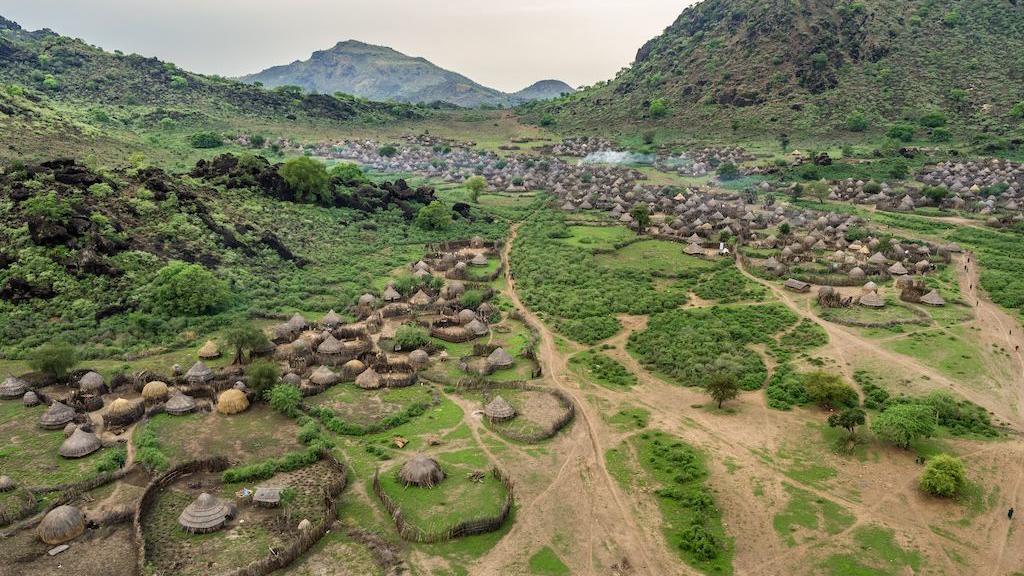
[513,80,575,102]
[241,41,573,108]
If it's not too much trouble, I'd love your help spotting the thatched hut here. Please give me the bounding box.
[165,393,197,415]
[79,371,105,394]
[317,334,344,356]
[63,422,78,437]
[38,505,85,545]
[859,292,885,308]
[185,361,214,385]
[466,319,489,337]
[39,401,76,430]
[470,253,489,266]
[321,309,343,328]
[887,262,908,276]
[358,293,376,307]
[341,359,366,380]
[198,340,221,360]
[217,389,249,415]
[398,454,445,488]
[22,390,40,407]
[253,486,282,508]
[59,427,102,458]
[457,308,477,325]
[486,347,514,369]
[409,289,432,307]
[849,266,866,281]
[0,475,14,492]
[355,367,382,390]
[470,235,484,248]
[310,365,339,387]
[920,290,945,307]
[178,493,231,534]
[142,381,169,403]
[684,242,704,256]
[287,313,309,333]
[484,395,516,421]
[104,398,144,427]
[383,285,402,302]
[0,375,27,399]
[783,279,811,293]
[408,349,430,369]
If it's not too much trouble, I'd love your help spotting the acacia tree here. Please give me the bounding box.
[630,205,651,231]
[871,404,936,449]
[919,454,966,497]
[224,323,269,365]
[803,371,858,410]
[27,342,78,381]
[279,156,330,204]
[827,407,866,438]
[465,176,487,202]
[706,372,739,409]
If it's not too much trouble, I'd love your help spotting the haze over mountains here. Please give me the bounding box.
[240,40,575,108]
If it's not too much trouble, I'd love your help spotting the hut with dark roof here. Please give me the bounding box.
[178,493,232,534]
[398,455,445,488]
[321,309,344,328]
[486,347,514,369]
[185,361,214,385]
[0,375,27,399]
[22,390,40,407]
[60,427,102,458]
[165,393,197,416]
[783,279,811,293]
[38,505,85,545]
[79,371,105,395]
[484,395,516,422]
[39,401,76,430]
[253,486,283,508]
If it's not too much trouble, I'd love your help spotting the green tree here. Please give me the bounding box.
[886,124,915,142]
[150,261,230,316]
[922,186,949,204]
[224,323,270,365]
[250,134,266,148]
[846,112,868,132]
[27,342,78,381]
[330,162,367,185]
[649,98,668,118]
[465,175,487,202]
[539,114,556,127]
[378,144,398,157]
[827,407,866,438]
[169,75,187,90]
[919,112,947,128]
[280,156,331,204]
[871,403,936,449]
[803,371,858,410]
[246,360,280,398]
[630,205,651,231]
[266,383,302,417]
[416,200,451,231]
[1012,101,1024,118]
[807,180,830,204]
[919,454,966,497]
[706,372,739,409]
[393,324,431,350]
[189,132,223,149]
[716,162,741,181]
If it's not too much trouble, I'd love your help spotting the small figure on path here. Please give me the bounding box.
[1009,507,1015,520]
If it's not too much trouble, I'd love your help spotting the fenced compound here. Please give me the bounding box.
[456,379,575,443]
[372,466,513,543]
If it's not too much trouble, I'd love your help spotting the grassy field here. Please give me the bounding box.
[558,225,636,251]
[596,239,719,276]
[0,402,110,488]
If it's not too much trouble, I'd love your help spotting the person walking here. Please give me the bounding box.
[1009,507,1015,520]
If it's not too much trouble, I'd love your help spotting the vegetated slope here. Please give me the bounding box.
[526,0,1024,139]
[241,40,512,108]
[512,80,575,102]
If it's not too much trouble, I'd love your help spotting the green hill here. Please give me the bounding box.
[525,0,1024,141]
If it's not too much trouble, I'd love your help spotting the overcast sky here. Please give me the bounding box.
[0,0,693,92]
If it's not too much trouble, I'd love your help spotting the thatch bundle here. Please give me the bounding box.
[310,365,339,387]
[198,340,221,359]
[60,427,102,458]
[142,381,169,403]
[104,398,144,427]
[398,454,445,488]
[178,492,231,534]
[39,401,76,430]
[484,395,516,421]
[1,374,28,399]
[79,371,105,394]
[408,349,430,369]
[63,422,78,437]
[165,393,197,415]
[355,367,381,390]
[38,505,85,545]
[217,389,249,415]
[185,361,214,384]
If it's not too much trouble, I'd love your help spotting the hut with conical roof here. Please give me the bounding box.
[60,427,102,458]
[217,389,249,415]
[466,319,489,337]
[409,289,432,307]
[38,505,85,545]
[888,262,908,276]
[920,290,945,307]
[317,334,344,357]
[0,375,27,399]
[358,293,376,307]
[79,371,105,394]
[178,493,232,534]
[383,285,402,302]
[457,308,477,325]
[198,340,221,360]
[486,347,514,369]
[0,475,14,492]
[408,349,430,369]
[859,292,885,308]
[684,243,704,256]
[142,381,169,403]
[341,359,366,380]
[185,361,214,384]
[104,398,144,427]
[470,253,489,266]
[398,455,445,488]
[287,313,309,332]
[39,401,76,430]
[355,367,382,390]
[484,395,516,422]
[310,365,339,387]
[321,309,343,328]
[165,393,197,416]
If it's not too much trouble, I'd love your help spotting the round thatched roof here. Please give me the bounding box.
[108,398,138,416]
[142,381,169,402]
[355,367,381,390]
[38,505,85,545]
[457,309,477,325]
[60,427,102,459]
[398,454,445,488]
[0,475,14,492]
[470,235,484,248]
[39,401,76,430]
[217,389,249,415]
[859,292,885,308]
[317,334,344,355]
[165,393,197,415]
[63,422,78,437]
[310,365,339,387]
[849,266,866,279]
[358,293,376,306]
[383,285,401,302]
[470,253,488,266]
[185,361,214,383]
[79,371,105,393]
[409,290,432,306]
[321,309,343,327]
[1,374,28,399]
[921,289,945,306]
[486,347,514,368]
[287,313,308,332]
[22,390,40,406]
[178,493,230,533]
[484,395,516,421]
[198,340,221,359]
[408,349,429,368]
[446,281,466,297]
[342,359,366,378]
[466,319,488,337]
[283,372,301,386]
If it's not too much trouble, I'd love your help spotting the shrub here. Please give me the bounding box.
[847,112,868,132]
[649,98,669,118]
[539,114,555,127]
[942,10,960,27]
[246,360,280,397]
[871,403,936,448]
[919,454,966,497]
[135,426,169,471]
[460,289,485,310]
[1012,102,1024,119]
[189,132,223,149]
[863,181,882,194]
[158,117,176,131]
[919,112,947,128]
[169,75,187,89]
[393,324,430,350]
[221,446,321,483]
[149,260,230,315]
[266,383,302,417]
[95,446,127,473]
[87,182,113,198]
[930,128,952,142]
[378,144,398,157]
[803,371,858,410]
[21,191,72,219]
[887,124,915,142]
[42,75,59,90]
[465,175,486,202]
[27,342,78,380]
[810,52,828,70]
[415,200,451,230]
[888,161,909,180]
[279,156,331,203]
[679,521,719,560]
[716,162,740,181]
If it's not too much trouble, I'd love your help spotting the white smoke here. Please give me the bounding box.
[579,150,655,166]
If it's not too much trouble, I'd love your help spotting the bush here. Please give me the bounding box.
[221,446,321,483]
[280,156,331,204]
[169,75,187,89]
[95,446,127,473]
[416,200,451,230]
[649,98,669,118]
[267,383,302,417]
[539,114,555,127]
[1012,102,1024,119]
[378,144,398,157]
[919,112,947,128]
[887,124,915,142]
[21,192,72,220]
[42,75,59,90]
[246,360,280,398]
[135,425,169,471]
[871,403,936,448]
[393,324,430,350]
[716,162,740,181]
[919,454,966,497]
[149,261,230,315]
[189,132,223,149]
[803,371,858,410]
[27,342,78,380]
[679,522,719,560]
[846,112,868,132]
[460,289,485,310]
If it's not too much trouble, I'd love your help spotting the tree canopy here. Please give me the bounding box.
[280,156,331,204]
[871,403,936,449]
[150,261,230,316]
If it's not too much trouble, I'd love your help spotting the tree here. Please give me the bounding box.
[266,383,302,417]
[630,205,651,231]
[279,156,331,204]
[706,372,739,409]
[847,112,868,132]
[394,324,431,350]
[250,134,266,148]
[189,132,223,149]
[827,407,866,438]
[919,112,947,128]
[779,132,790,152]
[539,114,556,127]
[886,124,915,142]
[716,162,741,181]
[871,403,936,449]
[150,261,230,316]
[788,183,804,201]
[919,454,966,497]
[465,175,487,202]
[922,186,949,205]
[649,98,669,118]
[416,201,451,231]
[330,162,367,186]
[803,371,858,410]
[246,360,280,398]
[807,180,830,204]
[378,144,398,157]
[779,222,791,236]
[27,342,77,381]
[1012,101,1024,119]
[224,323,269,365]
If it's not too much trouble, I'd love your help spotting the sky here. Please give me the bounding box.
[0,0,693,92]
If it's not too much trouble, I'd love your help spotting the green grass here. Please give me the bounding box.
[820,524,922,576]
[885,327,987,381]
[559,225,636,251]
[596,239,719,276]
[773,483,855,547]
[527,546,571,576]
[608,407,650,431]
[0,402,109,488]
[569,348,637,389]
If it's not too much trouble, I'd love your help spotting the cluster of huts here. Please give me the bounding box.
[917,159,1024,210]
[653,147,754,177]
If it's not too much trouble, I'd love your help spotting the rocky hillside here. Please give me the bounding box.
[513,80,575,102]
[528,0,1024,139]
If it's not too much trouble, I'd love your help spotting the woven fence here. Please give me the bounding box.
[3,464,135,534]
[372,466,513,543]
[456,379,575,443]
